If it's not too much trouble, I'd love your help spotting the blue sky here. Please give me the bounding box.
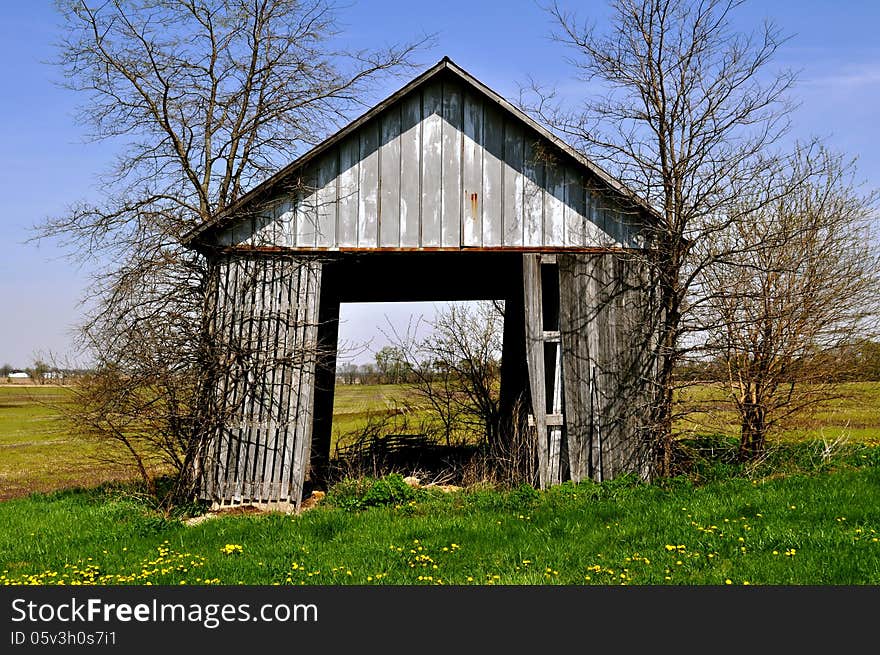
[1,0,879,367]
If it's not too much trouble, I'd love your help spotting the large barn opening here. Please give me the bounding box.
[330,299,498,484]
[311,252,531,489]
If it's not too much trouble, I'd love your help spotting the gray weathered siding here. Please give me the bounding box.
[558,252,656,482]
[212,78,646,251]
[201,253,323,507]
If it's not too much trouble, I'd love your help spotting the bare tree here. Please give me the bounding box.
[374,346,408,385]
[532,0,801,475]
[28,359,51,385]
[389,302,504,448]
[699,147,880,460]
[37,0,427,504]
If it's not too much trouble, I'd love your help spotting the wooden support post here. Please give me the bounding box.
[499,257,529,441]
[309,261,341,490]
[523,253,565,488]
[287,258,323,508]
[559,253,598,482]
[523,254,548,487]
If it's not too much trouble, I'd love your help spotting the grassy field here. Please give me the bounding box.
[1,463,879,585]
[0,384,424,500]
[0,386,133,500]
[676,382,880,445]
[2,382,880,585]
[2,382,880,500]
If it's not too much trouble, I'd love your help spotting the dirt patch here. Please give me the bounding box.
[183,491,326,526]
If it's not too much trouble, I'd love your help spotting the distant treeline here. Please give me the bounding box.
[0,362,93,384]
[675,341,880,383]
[340,341,880,386]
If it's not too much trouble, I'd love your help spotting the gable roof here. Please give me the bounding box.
[183,57,658,248]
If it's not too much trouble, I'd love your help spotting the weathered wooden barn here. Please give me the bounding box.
[184,58,659,508]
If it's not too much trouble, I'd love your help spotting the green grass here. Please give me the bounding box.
[330,383,429,441]
[676,381,880,445]
[3,382,880,586]
[3,381,880,500]
[1,462,879,585]
[0,386,134,499]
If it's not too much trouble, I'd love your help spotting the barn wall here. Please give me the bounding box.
[198,250,658,506]
[200,253,324,507]
[557,252,657,482]
[212,77,646,251]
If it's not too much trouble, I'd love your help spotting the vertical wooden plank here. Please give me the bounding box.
[523,254,549,488]
[503,121,524,246]
[271,257,297,499]
[584,186,604,246]
[234,257,258,501]
[247,257,272,501]
[563,168,584,246]
[337,136,359,247]
[548,342,564,484]
[316,152,338,248]
[358,120,380,247]
[249,257,271,501]
[421,82,443,247]
[263,257,287,500]
[400,93,422,248]
[603,205,621,247]
[523,136,544,246]
[227,256,247,501]
[379,106,401,247]
[592,193,614,247]
[276,198,295,248]
[595,254,617,479]
[290,259,322,508]
[545,163,566,247]
[441,81,462,247]
[220,256,243,500]
[210,256,236,499]
[295,173,318,247]
[462,92,483,247]
[481,103,503,246]
[251,200,281,247]
[279,258,305,500]
[559,253,592,482]
[261,257,283,500]
[231,216,254,246]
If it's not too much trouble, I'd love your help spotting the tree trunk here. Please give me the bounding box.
[738,402,767,461]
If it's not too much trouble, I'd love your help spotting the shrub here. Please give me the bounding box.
[325,474,423,512]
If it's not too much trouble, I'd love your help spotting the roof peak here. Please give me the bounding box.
[183,57,657,246]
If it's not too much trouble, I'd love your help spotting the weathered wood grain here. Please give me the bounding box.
[523,254,549,487]
[441,81,462,247]
[421,82,443,247]
[462,92,483,246]
[379,106,401,247]
[358,120,380,247]
[400,93,422,248]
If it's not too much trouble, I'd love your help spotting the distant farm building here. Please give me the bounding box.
[185,58,659,508]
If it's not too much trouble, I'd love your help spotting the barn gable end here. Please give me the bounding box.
[187,59,655,253]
